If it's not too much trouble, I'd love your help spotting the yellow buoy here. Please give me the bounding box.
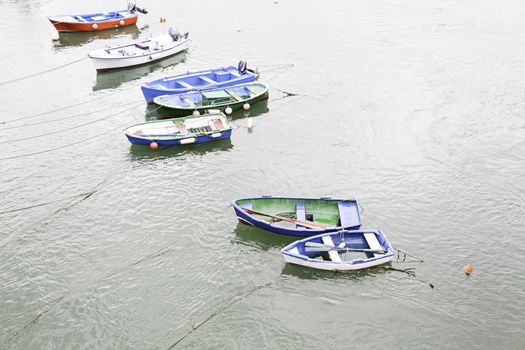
[463,263,473,276]
[150,142,159,151]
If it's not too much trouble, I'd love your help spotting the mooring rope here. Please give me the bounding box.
[166,282,272,349]
[0,82,142,125]
[0,57,88,87]
[0,102,143,145]
[0,113,142,161]
[0,101,142,131]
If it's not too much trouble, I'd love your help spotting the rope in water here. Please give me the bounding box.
[0,82,142,125]
[0,101,143,130]
[0,102,143,145]
[0,104,162,161]
[0,57,88,87]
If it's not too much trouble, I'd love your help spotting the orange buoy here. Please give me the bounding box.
[463,263,473,276]
[150,142,159,151]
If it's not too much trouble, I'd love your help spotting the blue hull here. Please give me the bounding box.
[232,196,361,237]
[126,129,232,146]
[141,66,257,103]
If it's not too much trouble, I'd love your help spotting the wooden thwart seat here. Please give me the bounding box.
[181,96,196,108]
[364,232,382,257]
[296,201,306,228]
[226,89,244,102]
[200,76,217,85]
[322,235,341,262]
[178,81,193,89]
[337,201,358,228]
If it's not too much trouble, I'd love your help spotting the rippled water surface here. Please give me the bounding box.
[1,0,524,349]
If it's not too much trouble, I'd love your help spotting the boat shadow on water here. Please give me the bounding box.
[93,51,188,91]
[280,262,393,281]
[233,222,298,251]
[52,25,141,49]
[127,137,233,161]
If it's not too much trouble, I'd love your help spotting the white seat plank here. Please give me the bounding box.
[322,236,341,262]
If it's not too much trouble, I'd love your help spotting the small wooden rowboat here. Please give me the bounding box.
[232,196,361,237]
[141,61,258,103]
[88,28,190,71]
[153,82,269,116]
[48,3,147,32]
[124,112,232,146]
[281,230,395,271]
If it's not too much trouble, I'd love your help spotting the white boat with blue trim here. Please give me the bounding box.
[88,27,190,71]
[281,230,395,271]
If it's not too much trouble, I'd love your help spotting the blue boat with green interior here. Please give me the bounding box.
[232,196,361,237]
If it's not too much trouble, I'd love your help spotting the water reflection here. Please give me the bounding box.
[233,222,297,251]
[149,98,270,120]
[52,25,141,49]
[280,262,390,281]
[127,137,233,161]
[93,52,188,91]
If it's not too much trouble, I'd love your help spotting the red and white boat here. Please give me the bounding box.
[48,3,147,33]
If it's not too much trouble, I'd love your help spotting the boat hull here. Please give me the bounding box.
[89,41,189,71]
[281,230,395,271]
[49,16,138,32]
[126,129,232,146]
[232,196,361,237]
[141,67,258,103]
[157,90,269,117]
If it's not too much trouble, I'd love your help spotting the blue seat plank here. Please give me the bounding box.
[337,201,359,228]
[296,201,306,228]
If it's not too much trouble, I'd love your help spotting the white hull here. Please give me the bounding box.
[89,33,190,71]
[283,253,394,271]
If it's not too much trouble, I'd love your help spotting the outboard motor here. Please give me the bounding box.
[169,27,181,41]
[238,60,248,74]
[128,2,148,14]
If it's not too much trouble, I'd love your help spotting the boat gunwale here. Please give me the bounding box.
[281,230,395,265]
[123,113,231,141]
[153,82,269,110]
[88,38,190,60]
[232,196,361,233]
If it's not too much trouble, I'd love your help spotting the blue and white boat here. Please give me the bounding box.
[89,28,190,71]
[231,196,361,237]
[141,61,258,103]
[124,112,232,146]
[281,230,395,271]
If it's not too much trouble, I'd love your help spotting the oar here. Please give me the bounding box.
[304,247,388,254]
[305,241,388,254]
[242,208,329,229]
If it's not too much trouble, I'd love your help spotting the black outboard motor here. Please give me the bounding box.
[128,2,148,14]
[238,60,248,74]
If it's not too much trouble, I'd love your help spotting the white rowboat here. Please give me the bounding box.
[88,28,190,71]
